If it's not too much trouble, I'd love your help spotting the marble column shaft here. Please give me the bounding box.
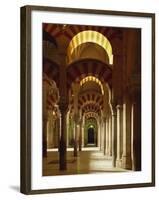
[73,112,80,156]
[59,104,67,170]
[43,116,48,157]
[131,95,141,171]
[112,110,117,167]
[103,118,106,155]
[116,105,123,167]
[108,116,112,156]
[106,118,109,156]
[79,121,82,151]
[122,98,132,170]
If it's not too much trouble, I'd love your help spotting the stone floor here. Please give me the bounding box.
[43,147,128,176]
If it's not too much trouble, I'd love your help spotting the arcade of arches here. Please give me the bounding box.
[42,24,141,175]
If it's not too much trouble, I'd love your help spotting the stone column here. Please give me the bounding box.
[81,117,85,148]
[98,118,102,151]
[53,112,58,148]
[121,96,132,170]
[47,117,54,149]
[58,51,68,170]
[103,117,106,155]
[68,115,74,148]
[42,113,48,157]
[97,120,101,148]
[106,117,109,156]
[131,88,141,171]
[116,105,123,167]
[100,120,104,151]
[73,114,79,156]
[42,77,48,157]
[59,101,68,170]
[66,111,70,148]
[72,83,80,156]
[108,116,112,156]
[112,108,117,167]
[56,117,60,150]
[79,120,82,151]
[47,110,56,149]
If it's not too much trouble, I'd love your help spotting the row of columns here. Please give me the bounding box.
[43,66,140,172]
[43,94,140,171]
[100,92,141,170]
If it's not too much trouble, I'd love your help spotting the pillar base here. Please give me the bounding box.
[116,159,122,168]
[121,155,132,170]
[131,157,141,171]
[59,139,67,170]
[112,156,117,167]
[74,145,78,157]
[79,146,82,152]
[74,151,78,157]
[79,139,82,151]
[108,151,112,157]
[59,161,67,170]
[59,150,67,170]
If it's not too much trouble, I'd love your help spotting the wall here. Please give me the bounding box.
[0,0,158,199]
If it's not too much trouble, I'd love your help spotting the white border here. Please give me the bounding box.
[31,10,152,190]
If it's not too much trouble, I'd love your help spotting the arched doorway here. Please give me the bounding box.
[84,118,98,147]
[87,127,95,144]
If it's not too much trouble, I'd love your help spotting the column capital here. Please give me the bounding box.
[116,104,123,110]
[73,113,80,124]
[111,105,117,116]
[78,119,83,126]
[112,111,117,117]
[59,97,68,114]
[103,117,107,123]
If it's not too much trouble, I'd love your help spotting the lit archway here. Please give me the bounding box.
[67,30,113,65]
[84,117,98,147]
[80,75,104,95]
